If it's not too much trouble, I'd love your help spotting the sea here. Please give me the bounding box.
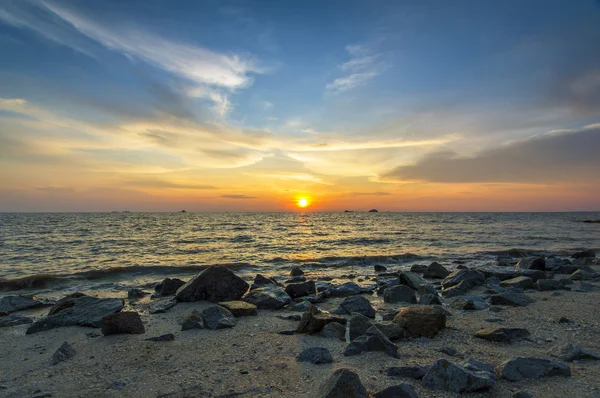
[1,212,599,297]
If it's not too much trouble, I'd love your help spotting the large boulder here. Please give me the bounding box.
[201,305,237,330]
[422,359,495,393]
[335,296,375,318]
[0,296,45,313]
[243,285,291,309]
[101,311,145,335]
[285,281,316,299]
[26,295,124,334]
[474,328,530,343]
[424,262,451,279]
[175,265,249,302]
[290,266,305,276]
[317,368,367,398]
[383,285,416,304]
[344,326,399,358]
[393,306,446,338]
[297,305,346,334]
[497,357,571,381]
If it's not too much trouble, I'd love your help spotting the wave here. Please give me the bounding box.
[0,262,255,291]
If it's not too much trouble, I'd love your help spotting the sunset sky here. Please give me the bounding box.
[1,0,599,212]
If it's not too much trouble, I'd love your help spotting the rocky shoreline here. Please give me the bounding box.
[1,249,600,397]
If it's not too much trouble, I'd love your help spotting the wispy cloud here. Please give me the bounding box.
[248,172,331,185]
[221,194,257,199]
[326,44,388,93]
[286,135,459,152]
[351,191,391,196]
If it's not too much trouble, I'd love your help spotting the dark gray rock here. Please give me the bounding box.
[450,295,488,310]
[127,288,148,301]
[399,271,428,290]
[175,265,249,302]
[536,279,567,291]
[51,341,76,365]
[297,347,333,364]
[549,343,600,362]
[393,306,446,338]
[317,368,367,398]
[474,327,530,343]
[156,278,185,296]
[489,291,531,307]
[424,262,451,279]
[217,301,257,317]
[374,265,387,273]
[572,249,595,259]
[463,359,495,374]
[285,281,316,299]
[344,326,399,358]
[297,305,346,334]
[373,383,418,398]
[571,270,595,281]
[516,257,546,271]
[348,313,375,341]
[385,366,429,379]
[290,301,312,312]
[384,285,416,304]
[0,296,45,313]
[318,322,346,341]
[513,392,533,398]
[419,293,442,305]
[497,357,571,381]
[0,314,33,327]
[149,298,178,314]
[250,274,277,290]
[101,311,145,335]
[290,266,304,276]
[422,358,495,393]
[574,281,600,292]
[335,296,375,318]
[47,292,86,315]
[201,305,236,330]
[26,296,124,334]
[181,310,203,330]
[285,276,307,284]
[500,276,534,289]
[243,285,291,310]
[477,265,545,281]
[374,321,405,340]
[145,333,175,342]
[329,282,362,297]
[442,270,486,290]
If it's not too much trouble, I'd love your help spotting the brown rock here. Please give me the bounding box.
[217,301,258,317]
[392,306,446,338]
[297,305,347,334]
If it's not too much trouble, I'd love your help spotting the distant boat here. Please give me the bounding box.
[344,210,354,213]
[368,209,379,213]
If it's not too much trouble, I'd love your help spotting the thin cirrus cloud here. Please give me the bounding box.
[382,125,600,184]
[221,194,257,199]
[325,44,387,93]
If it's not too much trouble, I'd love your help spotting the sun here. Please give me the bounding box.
[297,197,309,208]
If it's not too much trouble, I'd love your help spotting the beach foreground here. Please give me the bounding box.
[1,256,600,398]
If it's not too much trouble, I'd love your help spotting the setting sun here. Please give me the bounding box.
[298,198,309,208]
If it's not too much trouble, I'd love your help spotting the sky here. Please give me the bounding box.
[1,0,599,212]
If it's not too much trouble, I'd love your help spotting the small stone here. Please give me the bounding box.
[513,392,533,398]
[439,347,458,356]
[348,313,375,341]
[127,288,148,301]
[51,342,76,365]
[318,322,346,341]
[290,266,304,276]
[418,294,442,305]
[181,310,203,330]
[201,305,237,330]
[217,301,258,317]
[285,281,316,299]
[424,262,451,279]
[101,311,145,335]
[297,347,333,364]
[549,343,600,362]
[344,326,399,358]
[422,358,495,392]
[336,296,376,318]
[317,368,367,398]
[148,298,177,314]
[156,277,185,296]
[392,306,446,338]
[385,366,429,379]
[489,291,530,307]
[384,285,416,304]
[145,333,175,342]
[297,305,347,334]
[474,327,530,343]
[329,282,362,297]
[497,357,571,381]
[500,276,534,289]
[243,285,291,309]
[373,383,418,398]
[374,265,387,273]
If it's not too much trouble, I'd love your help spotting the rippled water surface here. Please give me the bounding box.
[1,212,599,291]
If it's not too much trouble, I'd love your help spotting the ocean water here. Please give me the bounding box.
[1,212,599,294]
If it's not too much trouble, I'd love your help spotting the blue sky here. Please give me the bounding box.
[1,0,599,211]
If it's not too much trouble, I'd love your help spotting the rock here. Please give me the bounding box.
[0,296,45,313]
[290,301,312,312]
[572,249,595,259]
[549,343,600,361]
[410,264,428,273]
[516,257,546,271]
[373,383,418,398]
[419,294,442,305]
[243,285,291,310]
[536,279,567,291]
[297,347,333,364]
[297,305,346,334]
[127,288,148,301]
[384,285,416,304]
[424,262,451,279]
[317,368,367,398]
[250,274,277,290]
[155,278,185,296]
[442,270,485,290]
[498,357,571,381]
[438,347,459,356]
[201,305,237,330]
[145,333,175,342]
[47,292,86,315]
[574,281,600,292]
[217,301,257,317]
[392,306,446,338]
[422,358,495,392]
[474,327,530,343]
[374,321,405,340]
[290,266,304,276]
[51,342,76,365]
[463,359,495,374]
[26,296,124,334]
[500,276,534,289]
[181,310,203,330]
[329,282,362,297]
[450,295,488,310]
[348,313,375,341]
[374,265,387,273]
[285,281,316,299]
[0,314,33,327]
[571,269,595,281]
[149,298,178,314]
[175,265,249,302]
[101,311,145,335]
[318,322,346,341]
[513,392,533,398]
[399,271,428,290]
[489,291,530,307]
[335,296,375,318]
[344,326,399,358]
[385,366,429,379]
[286,276,307,283]
[477,265,545,281]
